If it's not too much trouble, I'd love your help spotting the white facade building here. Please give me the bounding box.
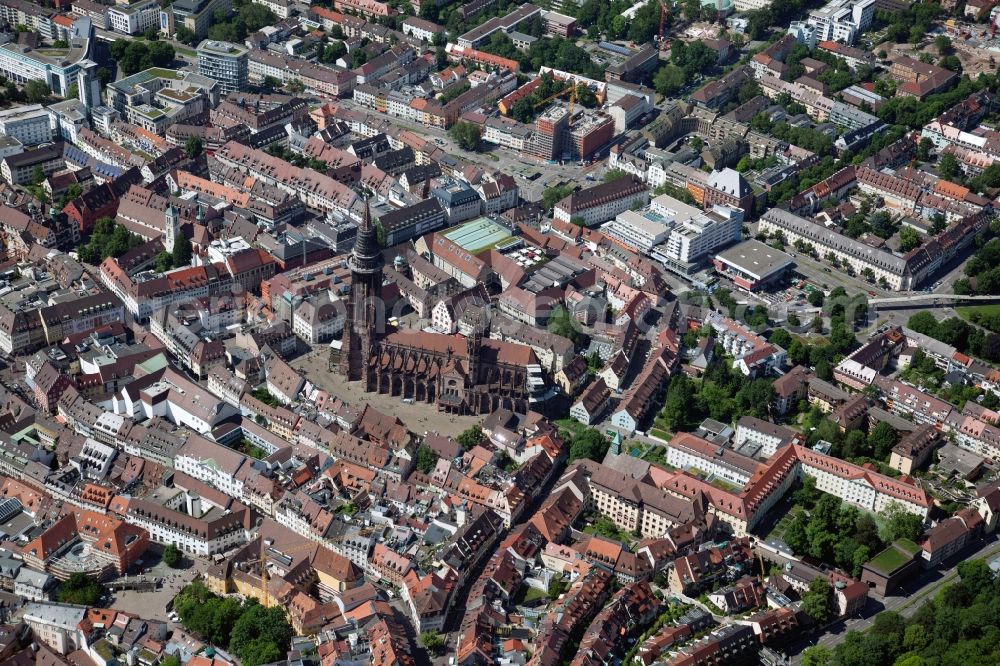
[108,0,160,34]
[0,105,52,146]
[805,0,875,45]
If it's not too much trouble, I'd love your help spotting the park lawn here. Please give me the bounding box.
[649,427,672,440]
[957,304,1000,321]
[523,586,547,604]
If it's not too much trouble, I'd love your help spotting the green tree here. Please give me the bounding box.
[547,578,568,600]
[419,631,447,655]
[172,234,193,267]
[868,421,899,460]
[24,79,50,103]
[448,120,482,151]
[956,558,994,590]
[229,605,292,665]
[568,428,608,462]
[801,646,832,666]
[899,226,921,252]
[542,184,575,211]
[57,572,105,605]
[239,638,282,666]
[175,25,198,45]
[575,83,597,107]
[457,425,483,448]
[148,41,176,68]
[185,136,204,159]
[547,304,579,343]
[653,63,686,96]
[801,577,832,624]
[163,543,183,568]
[604,169,630,183]
[917,137,934,161]
[808,290,824,307]
[907,311,939,336]
[661,375,698,431]
[880,502,924,543]
[241,3,276,30]
[938,153,960,181]
[414,443,439,473]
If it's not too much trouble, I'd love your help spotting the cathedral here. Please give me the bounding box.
[336,204,538,415]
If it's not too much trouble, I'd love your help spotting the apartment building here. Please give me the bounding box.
[648,195,744,272]
[21,603,87,655]
[402,16,444,42]
[456,3,542,48]
[703,311,787,377]
[0,0,57,39]
[1,143,64,185]
[214,141,357,215]
[666,433,764,486]
[734,416,797,459]
[804,0,875,45]
[758,208,917,290]
[553,175,649,226]
[889,424,941,475]
[570,378,612,425]
[796,445,931,517]
[0,105,52,146]
[174,435,248,498]
[249,50,355,98]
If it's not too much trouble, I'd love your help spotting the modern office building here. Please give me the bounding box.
[0,35,93,98]
[197,40,249,95]
[106,67,220,134]
[108,0,160,34]
[170,0,232,39]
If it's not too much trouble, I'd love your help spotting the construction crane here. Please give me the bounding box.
[658,0,669,42]
[531,82,575,110]
[240,539,319,607]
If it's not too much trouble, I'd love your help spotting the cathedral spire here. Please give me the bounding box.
[349,201,382,274]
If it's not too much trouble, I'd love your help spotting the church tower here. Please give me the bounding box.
[338,203,384,385]
[164,204,180,254]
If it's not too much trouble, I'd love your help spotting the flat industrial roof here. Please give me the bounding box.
[715,239,793,280]
[443,217,513,253]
